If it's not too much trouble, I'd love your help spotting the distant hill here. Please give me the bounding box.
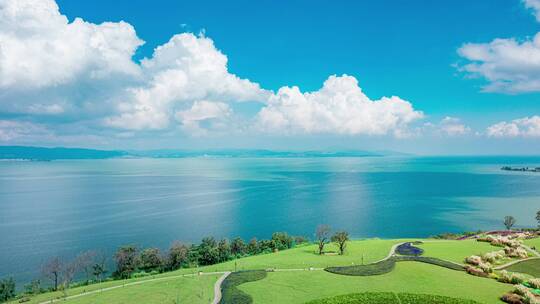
[0,146,126,160]
[0,146,395,160]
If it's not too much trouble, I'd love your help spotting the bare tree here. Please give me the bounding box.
[331,231,350,255]
[316,225,331,255]
[504,216,516,230]
[42,257,62,291]
[62,259,79,288]
[92,252,108,283]
[75,251,96,283]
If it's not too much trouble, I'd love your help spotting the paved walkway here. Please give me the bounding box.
[211,271,230,304]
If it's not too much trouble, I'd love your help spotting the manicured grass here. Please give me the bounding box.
[239,262,511,304]
[64,274,217,304]
[220,270,267,304]
[11,275,218,304]
[505,258,540,277]
[306,292,482,304]
[524,237,540,251]
[9,239,401,304]
[417,240,500,264]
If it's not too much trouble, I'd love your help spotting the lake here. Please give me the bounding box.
[1,156,540,284]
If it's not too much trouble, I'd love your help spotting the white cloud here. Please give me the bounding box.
[104,33,269,130]
[524,0,540,21]
[0,0,143,89]
[256,75,424,137]
[457,1,540,93]
[487,116,540,137]
[175,100,233,135]
[439,117,471,136]
[0,120,51,141]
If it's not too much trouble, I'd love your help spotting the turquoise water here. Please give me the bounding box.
[1,156,540,284]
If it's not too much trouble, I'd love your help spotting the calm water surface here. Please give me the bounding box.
[1,156,540,284]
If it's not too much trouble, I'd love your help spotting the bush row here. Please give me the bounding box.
[219,270,267,304]
[306,292,482,304]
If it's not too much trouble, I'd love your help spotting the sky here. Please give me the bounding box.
[0,0,539,154]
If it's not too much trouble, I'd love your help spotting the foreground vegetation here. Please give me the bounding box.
[306,292,483,304]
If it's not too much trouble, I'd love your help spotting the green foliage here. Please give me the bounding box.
[220,270,267,304]
[271,232,293,251]
[0,277,15,302]
[331,231,350,255]
[306,292,482,304]
[139,248,163,273]
[325,257,396,276]
[113,245,140,279]
[198,237,219,265]
[167,241,189,270]
[231,237,246,257]
[325,256,464,276]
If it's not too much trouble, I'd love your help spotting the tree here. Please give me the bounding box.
[62,259,79,288]
[167,241,189,270]
[246,238,259,255]
[0,277,15,302]
[316,225,331,255]
[24,279,41,295]
[114,245,139,279]
[331,231,350,255]
[271,232,293,251]
[217,239,231,262]
[198,237,219,265]
[92,252,107,283]
[42,257,62,291]
[231,237,246,257]
[537,210,540,227]
[75,251,96,283]
[140,248,163,273]
[504,216,516,230]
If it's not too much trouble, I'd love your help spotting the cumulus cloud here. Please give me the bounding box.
[438,117,471,136]
[487,116,540,137]
[524,0,540,21]
[0,120,51,141]
[0,0,143,89]
[256,75,424,137]
[105,33,269,130]
[457,1,540,93]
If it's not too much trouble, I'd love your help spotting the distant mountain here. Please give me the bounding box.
[0,146,394,160]
[0,146,126,160]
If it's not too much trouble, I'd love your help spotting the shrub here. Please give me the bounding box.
[395,256,465,271]
[306,292,482,304]
[325,258,396,276]
[499,271,525,284]
[528,278,540,289]
[465,266,488,277]
[465,255,482,266]
[478,262,493,274]
[220,270,267,304]
[483,250,505,263]
[396,243,424,256]
[501,292,524,304]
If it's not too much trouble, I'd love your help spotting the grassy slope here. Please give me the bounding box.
[505,259,540,277]
[240,262,511,304]
[65,274,217,304]
[417,240,499,264]
[524,237,540,250]
[11,238,509,304]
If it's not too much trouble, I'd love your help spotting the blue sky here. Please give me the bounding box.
[0,0,539,154]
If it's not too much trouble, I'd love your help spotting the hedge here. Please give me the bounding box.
[306,292,482,304]
[219,270,267,304]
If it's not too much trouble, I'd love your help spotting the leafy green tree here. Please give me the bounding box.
[167,241,189,270]
[504,216,516,230]
[246,237,259,255]
[331,231,350,255]
[114,245,139,279]
[271,232,293,250]
[537,210,540,227]
[24,279,41,295]
[316,224,331,255]
[231,237,246,257]
[187,245,200,267]
[0,277,15,302]
[198,237,219,265]
[140,248,163,272]
[217,239,231,262]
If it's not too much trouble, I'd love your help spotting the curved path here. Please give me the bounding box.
[211,271,230,304]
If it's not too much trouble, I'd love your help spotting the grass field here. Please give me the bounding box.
[9,238,516,304]
[416,240,500,264]
[239,262,511,304]
[505,258,540,277]
[524,237,540,250]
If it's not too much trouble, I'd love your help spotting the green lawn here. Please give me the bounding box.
[416,240,500,264]
[239,262,511,304]
[524,237,540,251]
[63,274,217,304]
[505,258,540,277]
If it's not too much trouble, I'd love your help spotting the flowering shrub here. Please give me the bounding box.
[478,261,493,273]
[501,292,524,304]
[465,255,482,266]
[528,278,540,289]
[498,271,525,284]
[483,250,505,263]
[465,265,488,277]
[505,247,529,259]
